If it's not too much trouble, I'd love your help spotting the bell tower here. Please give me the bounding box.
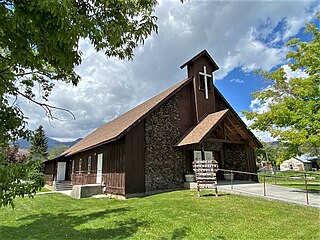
[180,50,219,123]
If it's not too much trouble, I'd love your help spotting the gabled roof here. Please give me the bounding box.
[213,86,262,148]
[283,158,310,164]
[176,109,229,147]
[180,49,219,71]
[64,78,193,156]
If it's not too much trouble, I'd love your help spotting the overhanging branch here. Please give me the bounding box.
[16,90,76,121]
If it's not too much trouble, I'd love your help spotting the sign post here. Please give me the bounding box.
[193,159,219,197]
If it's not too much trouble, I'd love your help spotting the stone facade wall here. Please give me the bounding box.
[223,144,248,179]
[145,95,184,191]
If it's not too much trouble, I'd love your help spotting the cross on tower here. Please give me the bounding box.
[199,66,212,99]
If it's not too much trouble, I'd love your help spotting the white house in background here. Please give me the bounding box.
[280,157,312,171]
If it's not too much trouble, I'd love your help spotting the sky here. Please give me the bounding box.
[19,0,319,142]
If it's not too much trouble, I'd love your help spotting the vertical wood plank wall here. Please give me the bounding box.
[177,82,197,135]
[69,138,126,195]
[191,57,216,120]
[246,146,258,181]
[125,121,145,194]
[105,139,125,194]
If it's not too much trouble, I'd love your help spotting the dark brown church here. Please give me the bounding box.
[44,50,262,197]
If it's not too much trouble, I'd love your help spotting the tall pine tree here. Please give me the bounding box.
[30,125,48,160]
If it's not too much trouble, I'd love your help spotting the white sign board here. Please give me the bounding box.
[194,151,202,161]
[204,151,213,160]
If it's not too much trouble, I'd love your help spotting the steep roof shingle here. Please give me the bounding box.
[176,109,229,147]
[64,78,192,156]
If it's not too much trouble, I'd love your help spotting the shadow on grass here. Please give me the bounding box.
[159,226,191,240]
[200,193,230,197]
[0,207,148,239]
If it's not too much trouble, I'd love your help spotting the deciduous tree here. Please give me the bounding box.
[0,0,158,207]
[0,154,44,208]
[243,17,320,161]
[0,0,158,145]
[48,145,69,160]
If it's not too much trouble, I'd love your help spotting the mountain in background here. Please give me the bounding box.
[266,141,279,146]
[16,138,82,150]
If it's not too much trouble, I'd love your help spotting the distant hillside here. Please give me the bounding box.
[16,138,82,150]
[266,141,279,146]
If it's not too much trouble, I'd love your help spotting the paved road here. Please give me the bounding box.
[217,181,320,208]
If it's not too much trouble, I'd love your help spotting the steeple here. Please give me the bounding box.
[180,50,219,122]
[180,49,219,78]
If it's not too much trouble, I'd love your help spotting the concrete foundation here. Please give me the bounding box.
[71,184,102,199]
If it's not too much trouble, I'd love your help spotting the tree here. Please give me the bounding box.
[0,0,158,145]
[0,154,44,208]
[30,125,48,160]
[1,143,28,163]
[255,141,283,166]
[0,143,43,208]
[0,0,158,207]
[48,145,69,160]
[243,17,320,162]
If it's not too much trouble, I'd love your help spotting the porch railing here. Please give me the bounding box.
[44,174,54,186]
[71,173,107,185]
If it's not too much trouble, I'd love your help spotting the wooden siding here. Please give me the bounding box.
[106,139,125,195]
[125,120,145,194]
[44,160,55,186]
[188,56,216,121]
[69,138,126,195]
[246,146,258,181]
[214,88,228,112]
[177,82,197,135]
[71,173,101,185]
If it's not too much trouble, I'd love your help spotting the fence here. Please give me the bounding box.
[217,169,320,205]
[71,172,107,185]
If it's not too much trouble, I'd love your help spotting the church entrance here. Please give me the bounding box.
[184,150,224,180]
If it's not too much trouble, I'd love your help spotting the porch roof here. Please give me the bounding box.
[176,109,229,147]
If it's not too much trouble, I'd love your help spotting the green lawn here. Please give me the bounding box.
[37,187,52,193]
[259,171,320,192]
[0,191,319,239]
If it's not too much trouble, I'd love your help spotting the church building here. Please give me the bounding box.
[44,50,262,197]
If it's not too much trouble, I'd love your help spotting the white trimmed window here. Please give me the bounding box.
[88,156,92,174]
[72,160,75,174]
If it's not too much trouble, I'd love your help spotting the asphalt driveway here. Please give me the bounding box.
[217,180,320,208]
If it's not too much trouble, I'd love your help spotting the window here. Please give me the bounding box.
[199,74,212,91]
[79,158,82,173]
[88,156,92,174]
[72,160,75,174]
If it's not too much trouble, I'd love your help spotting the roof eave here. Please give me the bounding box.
[180,49,219,71]
[213,86,263,148]
[66,77,194,156]
[175,109,229,147]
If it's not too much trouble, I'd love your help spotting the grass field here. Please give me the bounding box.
[258,171,320,192]
[37,187,52,193]
[0,190,319,240]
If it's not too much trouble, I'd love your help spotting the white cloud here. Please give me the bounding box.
[230,78,244,84]
[283,14,314,40]
[18,1,317,140]
[282,64,309,79]
[240,114,276,143]
[249,99,270,114]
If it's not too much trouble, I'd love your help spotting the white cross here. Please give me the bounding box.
[199,66,212,99]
